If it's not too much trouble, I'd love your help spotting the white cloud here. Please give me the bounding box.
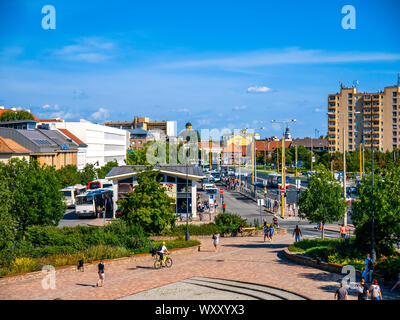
[91,107,109,120]
[162,48,400,70]
[42,104,59,110]
[247,86,271,93]
[232,105,247,111]
[54,37,116,63]
[315,108,322,113]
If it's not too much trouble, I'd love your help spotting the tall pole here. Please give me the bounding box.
[359,144,362,179]
[185,155,190,241]
[209,138,212,170]
[281,132,285,218]
[295,145,298,177]
[310,137,313,171]
[371,100,376,261]
[343,115,347,227]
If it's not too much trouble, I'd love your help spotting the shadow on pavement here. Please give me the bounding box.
[76,283,96,287]
[223,243,288,250]
[135,266,154,270]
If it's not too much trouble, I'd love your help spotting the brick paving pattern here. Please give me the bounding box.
[0,233,399,300]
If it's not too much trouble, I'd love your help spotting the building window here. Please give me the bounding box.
[393,92,397,97]
[394,98,398,104]
[348,93,353,98]
[393,105,397,111]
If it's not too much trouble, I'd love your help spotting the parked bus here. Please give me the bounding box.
[61,185,87,208]
[75,189,113,218]
[88,179,113,190]
[266,173,291,188]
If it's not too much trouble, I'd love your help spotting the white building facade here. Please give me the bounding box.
[51,119,129,168]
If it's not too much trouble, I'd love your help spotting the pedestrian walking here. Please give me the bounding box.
[273,215,279,228]
[212,231,220,252]
[222,201,226,213]
[293,225,302,243]
[96,259,105,287]
[363,254,374,283]
[269,223,275,242]
[340,224,347,239]
[356,278,369,300]
[369,279,383,300]
[264,223,269,242]
[334,282,348,300]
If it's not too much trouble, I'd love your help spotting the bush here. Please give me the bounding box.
[375,255,400,280]
[165,223,219,236]
[305,246,336,262]
[214,213,246,234]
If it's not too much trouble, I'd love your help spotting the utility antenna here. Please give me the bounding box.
[397,73,400,87]
[339,80,343,89]
[353,80,359,88]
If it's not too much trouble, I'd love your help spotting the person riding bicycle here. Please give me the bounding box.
[157,241,169,266]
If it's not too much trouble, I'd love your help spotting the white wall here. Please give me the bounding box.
[55,120,128,168]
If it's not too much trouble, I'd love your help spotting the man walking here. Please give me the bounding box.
[96,259,105,287]
[363,254,374,283]
[334,282,348,300]
[222,201,226,213]
[293,225,302,243]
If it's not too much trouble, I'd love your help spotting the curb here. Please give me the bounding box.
[283,248,386,283]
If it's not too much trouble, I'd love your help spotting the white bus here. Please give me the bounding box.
[75,189,113,218]
[61,185,87,208]
[88,179,113,190]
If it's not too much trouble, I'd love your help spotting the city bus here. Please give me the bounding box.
[266,173,291,188]
[75,189,113,218]
[61,185,87,208]
[88,179,113,190]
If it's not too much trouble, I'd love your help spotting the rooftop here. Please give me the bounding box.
[0,136,31,154]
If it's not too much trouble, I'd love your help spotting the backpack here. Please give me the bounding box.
[367,258,374,270]
[371,285,379,298]
[157,244,163,252]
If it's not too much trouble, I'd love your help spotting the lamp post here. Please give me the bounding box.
[185,138,190,241]
[271,119,296,218]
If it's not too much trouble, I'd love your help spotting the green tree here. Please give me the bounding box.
[0,159,66,235]
[351,166,400,256]
[127,148,148,165]
[0,172,16,260]
[298,164,347,238]
[15,110,34,120]
[117,167,176,235]
[57,165,81,188]
[0,110,35,122]
[79,163,97,186]
[96,161,118,179]
[0,110,17,122]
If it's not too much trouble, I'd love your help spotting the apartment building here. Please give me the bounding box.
[328,82,400,153]
[104,116,176,139]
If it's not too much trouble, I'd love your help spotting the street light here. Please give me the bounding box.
[184,137,190,241]
[271,119,296,218]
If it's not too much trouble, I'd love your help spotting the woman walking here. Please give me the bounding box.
[212,231,220,252]
[369,279,383,300]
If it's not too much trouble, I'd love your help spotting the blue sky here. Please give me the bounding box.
[1,0,400,138]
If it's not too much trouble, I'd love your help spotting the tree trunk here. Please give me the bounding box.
[321,223,325,239]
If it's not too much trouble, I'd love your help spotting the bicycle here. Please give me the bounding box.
[154,253,173,269]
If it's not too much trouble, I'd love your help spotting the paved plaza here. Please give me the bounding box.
[1,233,398,300]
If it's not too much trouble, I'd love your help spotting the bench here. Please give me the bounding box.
[239,227,256,237]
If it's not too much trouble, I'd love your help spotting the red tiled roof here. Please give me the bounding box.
[57,129,87,147]
[0,137,31,154]
[255,140,292,152]
[40,119,63,123]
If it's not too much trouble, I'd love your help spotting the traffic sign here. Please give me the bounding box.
[280,187,286,194]
[257,199,264,206]
[219,188,224,194]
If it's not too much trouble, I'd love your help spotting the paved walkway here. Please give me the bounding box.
[0,234,398,300]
